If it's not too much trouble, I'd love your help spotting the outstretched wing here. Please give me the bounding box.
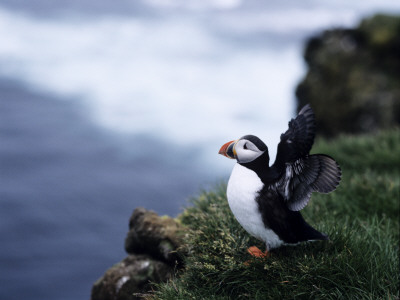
[276,154,342,211]
[271,104,340,211]
[273,104,316,168]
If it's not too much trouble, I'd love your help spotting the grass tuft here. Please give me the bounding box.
[152,129,400,299]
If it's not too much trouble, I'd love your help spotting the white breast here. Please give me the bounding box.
[227,163,283,249]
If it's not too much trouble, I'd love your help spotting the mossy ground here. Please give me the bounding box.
[152,129,399,299]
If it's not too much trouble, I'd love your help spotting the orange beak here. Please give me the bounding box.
[218,140,237,159]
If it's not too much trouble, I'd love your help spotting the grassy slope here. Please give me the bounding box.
[153,129,400,300]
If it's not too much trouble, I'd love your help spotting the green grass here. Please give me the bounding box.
[152,129,400,300]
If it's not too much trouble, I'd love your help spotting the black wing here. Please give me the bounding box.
[276,154,342,211]
[272,104,341,211]
[273,104,316,169]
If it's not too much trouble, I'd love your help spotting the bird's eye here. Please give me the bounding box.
[243,143,248,150]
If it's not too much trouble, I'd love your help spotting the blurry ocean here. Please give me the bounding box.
[0,1,399,299]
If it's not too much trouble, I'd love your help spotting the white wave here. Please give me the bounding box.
[0,7,299,153]
[0,2,399,161]
[144,0,242,10]
[216,8,358,35]
[143,0,400,13]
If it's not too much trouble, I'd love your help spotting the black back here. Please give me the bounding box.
[256,186,328,244]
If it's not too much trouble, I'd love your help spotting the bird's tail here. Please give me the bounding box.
[300,221,329,241]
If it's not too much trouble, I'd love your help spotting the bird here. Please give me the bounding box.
[218,104,341,257]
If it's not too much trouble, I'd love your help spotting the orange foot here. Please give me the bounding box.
[247,246,269,258]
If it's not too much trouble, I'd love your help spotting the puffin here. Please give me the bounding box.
[218,104,341,257]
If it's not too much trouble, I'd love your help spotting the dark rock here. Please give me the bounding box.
[91,254,173,300]
[125,207,183,264]
[91,208,184,300]
[296,14,400,137]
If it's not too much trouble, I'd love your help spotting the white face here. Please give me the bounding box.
[234,139,265,164]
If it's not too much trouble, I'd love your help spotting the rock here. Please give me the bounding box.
[91,255,172,300]
[296,14,400,137]
[91,208,184,300]
[124,207,184,265]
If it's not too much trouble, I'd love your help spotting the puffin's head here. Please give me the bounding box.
[218,135,268,164]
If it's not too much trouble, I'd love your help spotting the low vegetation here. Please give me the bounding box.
[152,129,399,299]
